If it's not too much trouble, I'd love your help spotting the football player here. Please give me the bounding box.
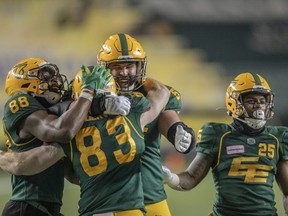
[1,63,170,215]
[1,58,111,216]
[97,33,196,216]
[162,72,288,215]
[0,66,131,177]
[58,67,170,215]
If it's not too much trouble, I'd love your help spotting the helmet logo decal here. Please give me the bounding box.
[102,44,111,54]
[247,138,256,145]
[12,62,28,79]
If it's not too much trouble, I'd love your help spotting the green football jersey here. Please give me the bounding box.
[3,93,64,204]
[141,86,181,204]
[196,122,288,216]
[61,93,150,215]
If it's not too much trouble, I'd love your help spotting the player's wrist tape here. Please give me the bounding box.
[82,88,94,94]
[167,121,195,153]
[79,90,94,102]
[167,173,184,191]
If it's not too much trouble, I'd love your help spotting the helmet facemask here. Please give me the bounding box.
[107,60,146,94]
[32,63,68,106]
[97,33,147,95]
[238,92,274,129]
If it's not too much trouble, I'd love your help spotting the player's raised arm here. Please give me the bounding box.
[20,65,112,143]
[140,78,170,128]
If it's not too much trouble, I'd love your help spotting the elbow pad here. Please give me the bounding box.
[167,122,196,154]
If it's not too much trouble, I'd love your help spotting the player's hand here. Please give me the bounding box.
[175,125,192,153]
[81,65,112,94]
[162,165,183,190]
[162,165,173,184]
[104,95,131,116]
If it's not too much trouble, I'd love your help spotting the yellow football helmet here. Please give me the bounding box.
[72,66,117,100]
[5,57,67,105]
[226,72,274,128]
[97,33,147,92]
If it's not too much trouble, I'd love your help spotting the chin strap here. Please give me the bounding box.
[232,118,264,136]
[244,117,266,129]
[234,109,267,130]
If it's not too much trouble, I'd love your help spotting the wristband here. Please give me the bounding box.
[168,173,184,191]
[79,91,94,102]
[82,88,95,95]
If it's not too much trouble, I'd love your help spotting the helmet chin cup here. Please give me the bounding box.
[240,109,267,129]
[33,91,61,105]
[244,117,267,129]
[43,91,61,104]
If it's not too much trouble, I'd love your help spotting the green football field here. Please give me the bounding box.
[0,171,285,215]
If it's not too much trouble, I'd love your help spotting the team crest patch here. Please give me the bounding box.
[226,145,245,155]
[247,138,256,145]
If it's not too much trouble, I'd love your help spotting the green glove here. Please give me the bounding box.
[81,65,112,95]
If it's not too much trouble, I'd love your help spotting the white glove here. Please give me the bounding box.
[175,125,192,153]
[162,165,182,190]
[162,165,173,184]
[104,95,131,116]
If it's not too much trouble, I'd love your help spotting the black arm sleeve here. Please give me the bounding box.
[48,95,106,118]
[89,94,106,117]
